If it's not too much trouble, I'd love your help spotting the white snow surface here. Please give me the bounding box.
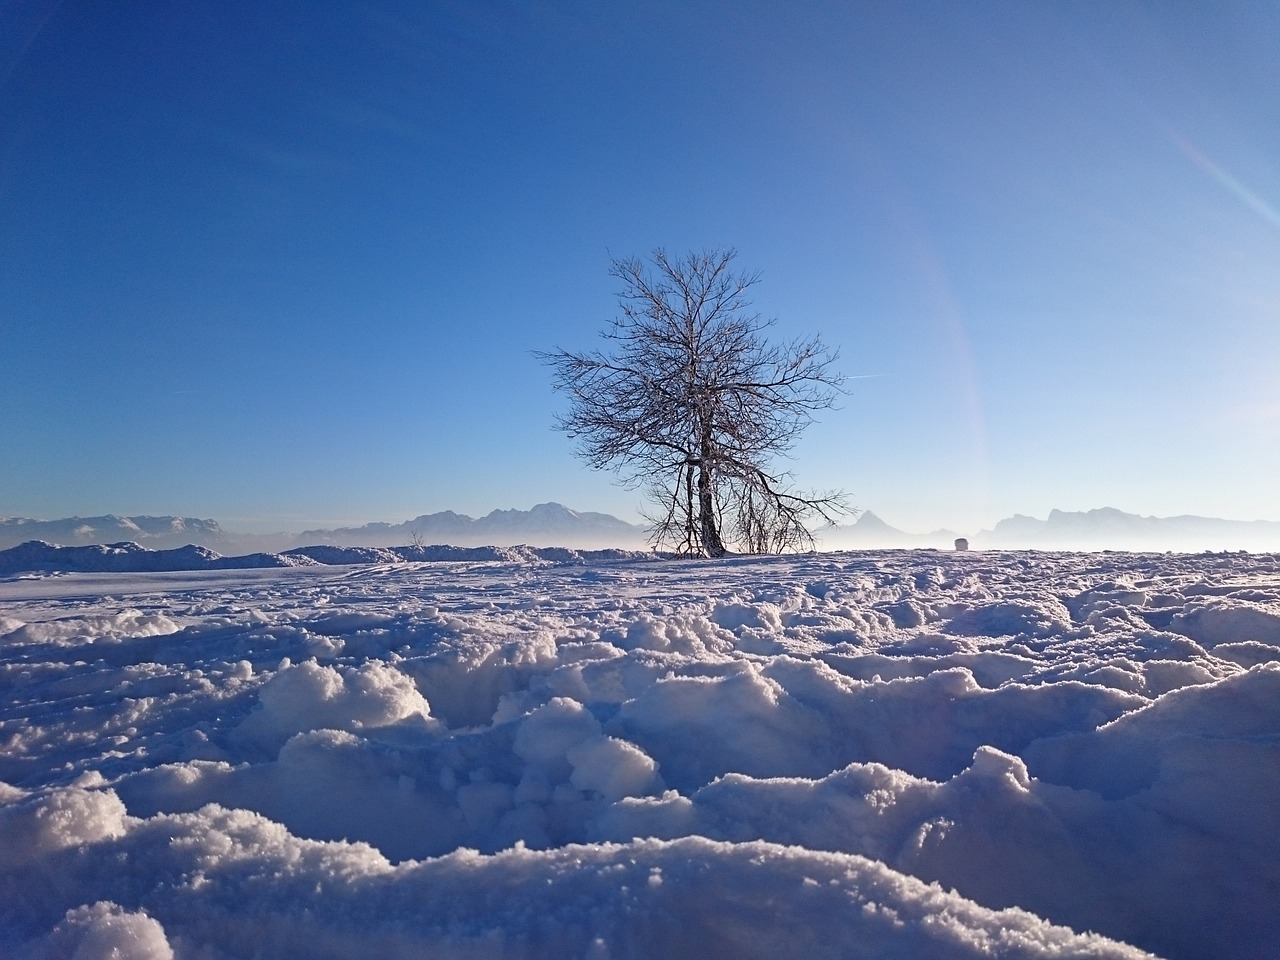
[2,550,1278,959]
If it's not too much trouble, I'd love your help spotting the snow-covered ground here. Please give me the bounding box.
[2,550,1278,959]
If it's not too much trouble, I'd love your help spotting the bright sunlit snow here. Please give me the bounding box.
[2,549,1278,959]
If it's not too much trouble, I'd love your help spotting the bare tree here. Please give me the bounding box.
[540,248,848,557]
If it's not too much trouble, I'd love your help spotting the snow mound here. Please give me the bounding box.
[25,901,173,960]
[236,659,434,754]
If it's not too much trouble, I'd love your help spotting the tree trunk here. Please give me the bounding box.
[684,461,697,551]
[696,439,726,557]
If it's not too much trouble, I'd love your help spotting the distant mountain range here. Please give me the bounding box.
[0,515,232,552]
[294,502,646,550]
[977,507,1280,552]
[816,512,962,550]
[4,505,1278,554]
[0,504,648,553]
[819,507,1280,552]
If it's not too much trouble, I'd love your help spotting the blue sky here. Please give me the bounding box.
[2,1,1277,535]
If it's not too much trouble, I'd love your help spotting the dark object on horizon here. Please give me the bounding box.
[955,538,969,551]
[540,248,848,557]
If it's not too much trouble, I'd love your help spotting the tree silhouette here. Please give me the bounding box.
[541,249,848,556]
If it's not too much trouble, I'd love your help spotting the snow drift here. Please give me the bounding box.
[2,549,1277,958]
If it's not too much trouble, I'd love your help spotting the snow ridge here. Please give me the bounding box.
[0,540,649,575]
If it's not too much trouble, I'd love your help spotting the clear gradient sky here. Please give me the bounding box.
[2,1,1277,535]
